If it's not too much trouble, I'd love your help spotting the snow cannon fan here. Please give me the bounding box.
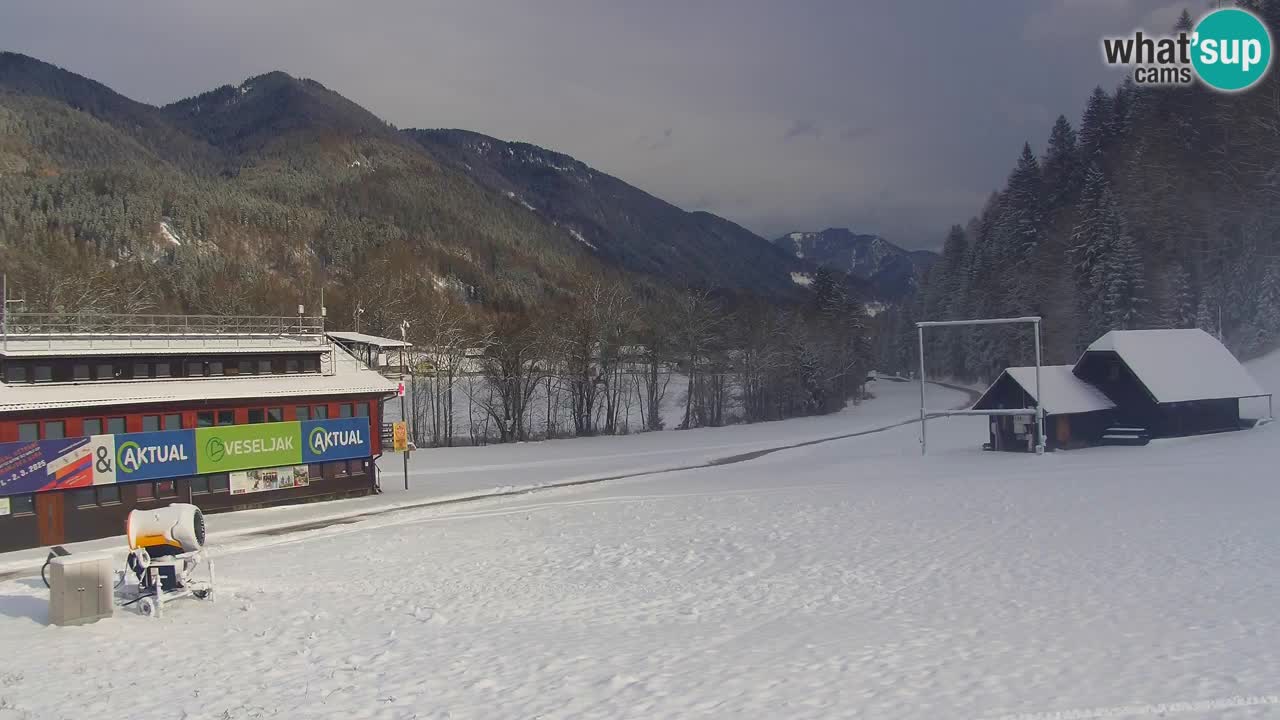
[125,504,214,613]
[128,503,206,554]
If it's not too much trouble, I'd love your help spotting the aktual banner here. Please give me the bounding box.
[109,430,196,483]
[0,416,375,497]
[195,422,302,474]
[301,417,371,464]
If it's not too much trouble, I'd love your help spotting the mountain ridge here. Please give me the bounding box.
[771,228,936,300]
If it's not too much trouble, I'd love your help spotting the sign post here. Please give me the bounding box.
[399,320,412,491]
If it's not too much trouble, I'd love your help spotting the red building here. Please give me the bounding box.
[0,313,399,552]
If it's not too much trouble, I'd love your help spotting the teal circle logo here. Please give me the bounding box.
[1192,8,1272,92]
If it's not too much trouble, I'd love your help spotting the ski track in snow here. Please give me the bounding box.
[2,370,1280,717]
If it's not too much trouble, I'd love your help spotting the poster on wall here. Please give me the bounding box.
[0,437,93,496]
[0,497,9,516]
[229,465,310,496]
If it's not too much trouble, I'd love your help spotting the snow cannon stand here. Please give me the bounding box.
[124,503,215,617]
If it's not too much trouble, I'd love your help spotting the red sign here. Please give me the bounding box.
[397,382,405,397]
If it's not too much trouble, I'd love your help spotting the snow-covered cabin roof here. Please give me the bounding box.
[326,331,411,349]
[1082,329,1266,403]
[973,365,1116,415]
[0,346,398,414]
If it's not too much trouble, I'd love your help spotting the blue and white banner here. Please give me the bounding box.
[301,417,370,464]
[112,430,197,482]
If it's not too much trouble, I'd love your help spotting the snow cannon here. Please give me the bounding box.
[127,503,206,554]
[124,503,214,615]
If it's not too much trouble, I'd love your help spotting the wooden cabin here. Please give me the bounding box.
[972,365,1117,451]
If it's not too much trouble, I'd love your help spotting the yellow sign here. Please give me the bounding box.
[392,421,409,453]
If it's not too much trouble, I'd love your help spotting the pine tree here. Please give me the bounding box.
[1160,263,1195,329]
[1174,9,1193,32]
[1000,143,1044,261]
[1099,215,1146,330]
[1079,87,1114,162]
[1042,115,1081,211]
[1196,293,1218,338]
[1259,261,1280,339]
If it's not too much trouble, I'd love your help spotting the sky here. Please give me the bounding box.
[0,0,1195,249]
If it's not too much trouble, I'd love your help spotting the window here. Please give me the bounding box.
[356,403,369,417]
[69,488,97,509]
[308,464,323,480]
[155,480,177,498]
[4,363,27,384]
[83,418,103,436]
[106,417,126,435]
[238,358,256,375]
[8,494,33,515]
[186,361,204,377]
[313,406,328,419]
[133,361,150,378]
[217,410,234,426]
[209,474,230,493]
[338,403,354,418]
[33,364,52,383]
[197,411,214,428]
[267,407,283,423]
[97,485,120,505]
[286,357,300,374]
[17,423,39,442]
[258,358,274,374]
[296,406,311,422]
[164,414,182,431]
[73,363,90,381]
[136,482,154,500]
[190,476,210,495]
[43,421,66,440]
[96,363,114,380]
[208,360,224,376]
[301,356,319,373]
[155,361,171,378]
[142,415,161,432]
[247,408,265,424]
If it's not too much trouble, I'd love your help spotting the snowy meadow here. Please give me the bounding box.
[0,366,1278,719]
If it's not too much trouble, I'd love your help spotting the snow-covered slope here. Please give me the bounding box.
[0,359,1278,718]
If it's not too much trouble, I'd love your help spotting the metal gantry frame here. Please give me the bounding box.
[917,316,1044,456]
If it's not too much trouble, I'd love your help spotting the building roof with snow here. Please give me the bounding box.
[0,345,397,414]
[973,365,1116,415]
[326,331,412,349]
[1080,329,1266,403]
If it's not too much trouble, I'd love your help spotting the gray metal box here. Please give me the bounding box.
[48,554,114,626]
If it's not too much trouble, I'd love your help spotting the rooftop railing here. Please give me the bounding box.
[1,312,327,351]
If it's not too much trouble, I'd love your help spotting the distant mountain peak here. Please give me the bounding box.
[772,228,935,300]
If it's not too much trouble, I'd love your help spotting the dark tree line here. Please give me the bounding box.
[879,4,1280,382]
[407,269,874,446]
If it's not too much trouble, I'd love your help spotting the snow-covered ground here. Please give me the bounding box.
[2,366,1280,718]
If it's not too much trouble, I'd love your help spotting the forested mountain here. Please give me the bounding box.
[0,52,825,337]
[410,129,812,298]
[877,5,1280,382]
[771,228,935,300]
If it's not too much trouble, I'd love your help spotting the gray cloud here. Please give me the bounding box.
[783,119,823,141]
[0,0,1180,249]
